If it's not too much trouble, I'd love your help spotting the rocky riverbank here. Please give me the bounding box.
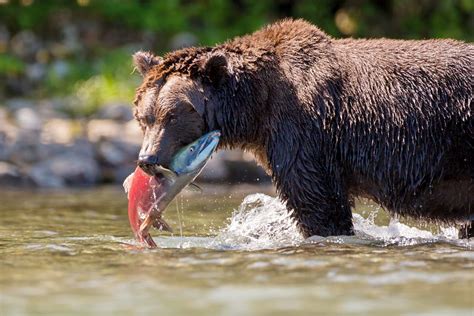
[0,99,269,188]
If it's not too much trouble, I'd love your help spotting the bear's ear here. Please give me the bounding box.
[200,52,228,87]
[133,51,163,76]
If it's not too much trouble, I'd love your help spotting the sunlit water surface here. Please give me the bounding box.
[0,187,472,315]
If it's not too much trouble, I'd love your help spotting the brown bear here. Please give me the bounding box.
[132,19,474,238]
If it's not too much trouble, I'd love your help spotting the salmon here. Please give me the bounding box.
[124,131,220,247]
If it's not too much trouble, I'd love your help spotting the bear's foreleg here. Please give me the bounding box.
[272,156,354,238]
[459,221,474,239]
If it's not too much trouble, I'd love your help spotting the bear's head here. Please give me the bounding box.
[132,50,229,175]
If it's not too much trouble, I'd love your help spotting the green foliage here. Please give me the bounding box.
[0,0,472,112]
[0,53,25,75]
[43,48,137,97]
[2,1,471,42]
[60,74,135,119]
[56,49,139,118]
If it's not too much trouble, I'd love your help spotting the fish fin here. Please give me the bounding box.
[186,182,203,193]
[122,172,134,196]
[153,217,173,233]
[155,166,178,182]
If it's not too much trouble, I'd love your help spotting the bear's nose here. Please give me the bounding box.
[138,154,158,165]
[138,154,158,175]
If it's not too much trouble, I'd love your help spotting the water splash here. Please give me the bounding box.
[210,194,470,250]
[147,193,471,250]
[211,193,304,250]
[351,214,452,246]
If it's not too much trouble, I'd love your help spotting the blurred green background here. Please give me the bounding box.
[0,0,472,188]
[1,0,473,103]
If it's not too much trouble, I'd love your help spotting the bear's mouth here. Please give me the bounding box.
[137,154,171,179]
[139,162,162,178]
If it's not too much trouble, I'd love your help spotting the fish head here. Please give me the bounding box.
[170,130,221,176]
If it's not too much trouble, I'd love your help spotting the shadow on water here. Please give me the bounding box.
[0,187,472,316]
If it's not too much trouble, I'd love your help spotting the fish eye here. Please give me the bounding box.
[189,146,195,152]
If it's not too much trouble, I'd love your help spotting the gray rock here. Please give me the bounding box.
[41,118,74,144]
[0,107,7,121]
[0,109,18,161]
[0,162,33,187]
[0,24,10,45]
[10,30,41,60]
[88,119,142,145]
[37,98,69,119]
[7,131,46,164]
[5,98,35,111]
[112,163,136,184]
[0,161,19,176]
[50,60,70,79]
[97,103,134,121]
[30,141,99,188]
[14,107,42,131]
[95,138,140,184]
[62,24,81,53]
[87,119,122,142]
[0,107,17,137]
[30,164,65,188]
[69,138,96,159]
[97,141,126,166]
[96,139,139,166]
[123,120,143,145]
[101,161,137,184]
[26,63,46,82]
[0,133,7,161]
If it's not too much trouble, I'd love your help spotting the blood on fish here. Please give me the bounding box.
[126,167,163,248]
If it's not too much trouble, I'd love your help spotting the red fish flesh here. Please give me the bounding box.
[124,167,172,248]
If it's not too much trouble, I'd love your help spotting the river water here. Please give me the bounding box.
[0,187,472,315]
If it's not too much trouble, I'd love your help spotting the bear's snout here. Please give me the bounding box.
[137,154,159,176]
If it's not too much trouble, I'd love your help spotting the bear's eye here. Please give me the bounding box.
[169,116,177,125]
[145,114,155,125]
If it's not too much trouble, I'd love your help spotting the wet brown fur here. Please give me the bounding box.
[133,19,474,238]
